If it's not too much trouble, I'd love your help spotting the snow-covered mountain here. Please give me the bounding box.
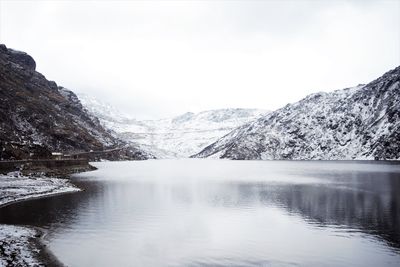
[193,66,400,160]
[78,93,147,133]
[78,94,267,158]
[128,109,267,157]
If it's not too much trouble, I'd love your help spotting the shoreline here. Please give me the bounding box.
[0,188,81,209]
[29,226,66,267]
[0,165,94,266]
[0,224,65,267]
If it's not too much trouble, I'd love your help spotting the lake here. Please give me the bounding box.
[1,159,400,266]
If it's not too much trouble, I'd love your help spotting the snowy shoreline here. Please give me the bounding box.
[0,172,81,266]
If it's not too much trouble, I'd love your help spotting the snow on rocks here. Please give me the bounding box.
[0,172,80,207]
[194,66,400,160]
[0,172,80,266]
[0,225,41,267]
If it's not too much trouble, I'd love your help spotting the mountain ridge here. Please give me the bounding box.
[193,66,400,160]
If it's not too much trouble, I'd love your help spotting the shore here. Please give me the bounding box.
[0,224,65,267]
[0,170,84,266]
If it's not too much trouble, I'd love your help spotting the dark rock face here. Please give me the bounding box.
[0,44,151,160]
[194,66,400,160]
[9,49,36,71]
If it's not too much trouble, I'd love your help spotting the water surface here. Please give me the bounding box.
[1,160,400,266]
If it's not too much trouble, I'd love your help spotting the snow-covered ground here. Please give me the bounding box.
[0,172,80,207]
[0,172,80,266]
[0,225,42,267]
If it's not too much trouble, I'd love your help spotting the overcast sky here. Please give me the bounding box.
[1,0,399,119]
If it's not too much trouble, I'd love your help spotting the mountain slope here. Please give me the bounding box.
[0,44,150,160]
[194,66,400,160]
[129,109,267,157]
[78,94,267,158]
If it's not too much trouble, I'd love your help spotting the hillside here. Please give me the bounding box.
[193,67,400,160]
[0,44,150,160]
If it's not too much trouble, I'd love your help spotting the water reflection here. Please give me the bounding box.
[0,160,399,266]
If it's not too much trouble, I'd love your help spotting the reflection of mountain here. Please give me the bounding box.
[250,172,400,249]
[0,179,167,234]
[0,180,101,228]
[181,170,400,250]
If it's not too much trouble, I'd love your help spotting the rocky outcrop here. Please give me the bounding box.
[0,44,151,160]
[7,48,36,71]
[193,66,400,160]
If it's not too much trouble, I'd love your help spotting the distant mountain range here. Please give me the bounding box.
[193,67,400,160]
[0,44,151,160]
[78,93,267,158]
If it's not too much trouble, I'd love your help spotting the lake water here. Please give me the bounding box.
[1,160,400,266]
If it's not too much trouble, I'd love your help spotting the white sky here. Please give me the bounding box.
[1,0,399,119]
